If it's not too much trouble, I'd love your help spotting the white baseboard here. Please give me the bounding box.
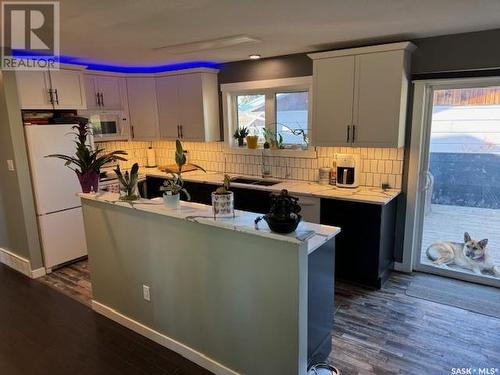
[0,247,46,278]
[0,247,31,276]
[91,300,239,375]
[30,267,47,278]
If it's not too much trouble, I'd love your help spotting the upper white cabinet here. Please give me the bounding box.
[84,74,126,110]
[309,42,415,148]
[16,69,87,110]
[16,71,53,109]
[126,77,159,140]
[156,70,220,141]
[155,75,180,139]
[49,70,87,109]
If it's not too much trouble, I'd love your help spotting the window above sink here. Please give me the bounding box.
[221,76,312,150]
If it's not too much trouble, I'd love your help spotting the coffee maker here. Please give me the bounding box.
[336,154,360,188]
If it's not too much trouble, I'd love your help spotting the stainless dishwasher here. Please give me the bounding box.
[296,195,321,224]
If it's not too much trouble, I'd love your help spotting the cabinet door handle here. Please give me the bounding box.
[100,93,104,107]
[177,125,180,138]
[180,125,183,139]
[54,89,59,105]
[346,125,351,143]
[131,125,135,139]
[48,89,54,104]
[96,93,100,106]
[352,125,356,143]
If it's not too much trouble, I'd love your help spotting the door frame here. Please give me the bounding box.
[403,77,500,287]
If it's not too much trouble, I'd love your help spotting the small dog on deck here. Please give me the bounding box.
[426,232,500,277]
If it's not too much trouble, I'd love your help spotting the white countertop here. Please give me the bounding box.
[142,168,400,205]
[80,192,340,254]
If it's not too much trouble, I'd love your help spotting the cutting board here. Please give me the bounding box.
[160,164,199,173]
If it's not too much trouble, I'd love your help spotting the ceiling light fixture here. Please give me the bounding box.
[249,54,261,60]
[153,35,260,55]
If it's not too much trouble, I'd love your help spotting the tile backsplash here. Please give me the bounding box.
[98,141,404,189]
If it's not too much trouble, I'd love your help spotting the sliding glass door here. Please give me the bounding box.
[413,79,500,287]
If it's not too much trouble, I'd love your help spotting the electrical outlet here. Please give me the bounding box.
[6,160,14,171]
[142,285,151,302]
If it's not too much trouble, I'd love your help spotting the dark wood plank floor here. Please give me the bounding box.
[0,263,212,375]
[330,273,500,375]
[33,261,500,374]
[38,258,92,306]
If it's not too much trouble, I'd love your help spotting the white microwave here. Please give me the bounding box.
[79,110,129,141]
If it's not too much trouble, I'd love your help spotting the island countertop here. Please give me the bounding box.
[80,192,340,254]
[80,191,340,374]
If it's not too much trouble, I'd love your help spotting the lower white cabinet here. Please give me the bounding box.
[126,77,159,140]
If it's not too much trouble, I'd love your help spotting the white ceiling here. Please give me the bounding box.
[59,0,500,66]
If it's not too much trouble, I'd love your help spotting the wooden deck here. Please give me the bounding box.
[421,204,500,278]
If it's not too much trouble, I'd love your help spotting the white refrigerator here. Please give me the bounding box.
[25,124,88,270]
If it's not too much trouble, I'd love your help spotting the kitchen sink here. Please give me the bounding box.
[231,177,282,186]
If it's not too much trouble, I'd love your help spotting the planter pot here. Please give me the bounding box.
[211,191,234,218]
[163,193,180,209]
[237,138,244,147]
[119,181,140,201]
[246,136,258,149]
[76,170,99,193]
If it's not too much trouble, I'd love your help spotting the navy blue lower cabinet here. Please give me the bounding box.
[320,198,397,289]
[308,238,335,366]
[145,177,272,213]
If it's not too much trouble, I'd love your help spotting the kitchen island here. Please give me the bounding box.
[80,193,340,375]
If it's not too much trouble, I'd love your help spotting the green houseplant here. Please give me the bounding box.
[262,128,284,149]
[46,118,127,193]
[115,163,140,201]
[233,127,250,147]
[160,139,205,208]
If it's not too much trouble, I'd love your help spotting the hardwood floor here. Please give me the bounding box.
[0,263,212,375]
[38,258,92,306]
[33,261,500,374]
[330,273,500,375]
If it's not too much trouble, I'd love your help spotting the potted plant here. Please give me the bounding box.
[115,163,140,201]
[211,174,234,218]
[262,129,284,150]
[160,173,189,208]
[233,127,249,147]
[160,139,205,208]
[254,189,302,234]
[46,118,127,193]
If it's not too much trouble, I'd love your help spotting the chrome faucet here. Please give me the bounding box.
[261,151,272,178]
